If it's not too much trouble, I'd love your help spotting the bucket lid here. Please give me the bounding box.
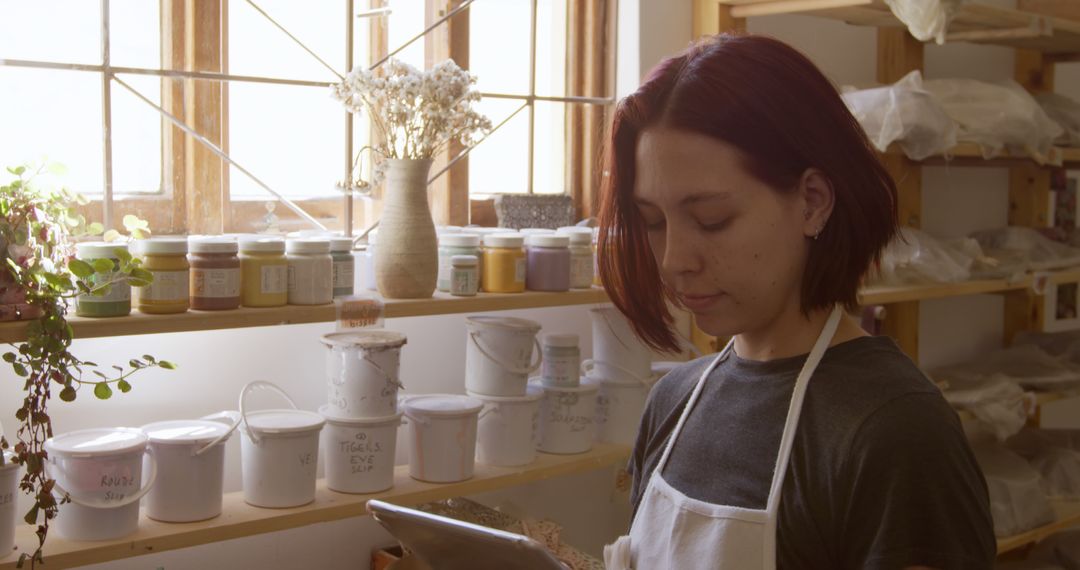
[319,406,403,426]
[529,378,599,394]
[140,419,234,446]
[45,427,148,458]
[402,394,483,418]
[465,315,541,333]
[584,369,651,386]
[244,409,325,435]
[321,329,407,349]
[466,384,543,403]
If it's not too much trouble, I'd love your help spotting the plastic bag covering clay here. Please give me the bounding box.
[842,70,958,160]
[971,439,1056,537]
[923,78,1065,164]
[884,0,967,44]
[936,344,1080,393]
[1037,92,1080,147]
[940,373,1029,441]
[971,227,1080,274]
[870,227,979,286]
[1015,330,1080,367]
[1008,429,1080,500]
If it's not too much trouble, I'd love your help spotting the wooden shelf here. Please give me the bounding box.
[892,143,1080,168]
[859,276,1032,305]
[0,444,630,570]
[997,499,1080,554]
[0,288,610,344]
[720,1,1080,55]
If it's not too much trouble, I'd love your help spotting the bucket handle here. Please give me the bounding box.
[469,333,542,376]
[194,411,242,456]
[581,359,651,386]
[361,356,406,391]
[239,381,299,446]
[47,447,158,509]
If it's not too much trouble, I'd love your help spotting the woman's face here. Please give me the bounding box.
[633,128,815,338]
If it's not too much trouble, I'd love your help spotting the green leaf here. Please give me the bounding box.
[7,166,26,176]
[117,379,131,393]
[143,354,156,364]
[12,363,27,377]
[158,360,177,370]
[2,352,15,363]
[23,505,38,525]
[93,382,113,400]
[91,258,115,274]
[131,228,150,240]
[86,222,104,235]
[68,259,94,279]
[58,386,76,402]
[114,247,132,265]
[102,229,121,242]
[127,278,152,288]
[47,162,69,176]
[130,267,153,282]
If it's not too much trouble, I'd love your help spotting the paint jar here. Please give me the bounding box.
[525,234,571,292]
[482,233,526,293]
[1,452,20,556]
[438,233,482,292]
[140,416,237,522]
[469,385,543,467]
[45,427,157,541]
[557,227,595,289]
[240,237,288,308]
[402,394,483,483]
[320,407,401,494]
[189,237,241,311]
[541,333,580,388]
[321,330,407,419]
[75,242,132,318]
[533,378,598,455]
[594,377,650,446]
[135,238,190,314]
[330,237,356,298]
[450,255,479,297]
[361,231,379,292]
[287,238,333,305]
[465,316,542,397]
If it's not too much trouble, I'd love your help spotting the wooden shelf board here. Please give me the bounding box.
[997,499,1080,554]
[859,277,1031,305]
[887,143,1080,168]
[0,444,630,570]
[0,288,610,344]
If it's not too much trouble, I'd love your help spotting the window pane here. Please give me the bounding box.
[385,0,426,70]
[469,0,530,94]
[532,101,565,194]
[109,0,160,69]
[0,67,103,193]
[469,99,529,196]
[534,0,567,98]
[111,75,162,195]
[229,0,343,81]
[0,0,100,64]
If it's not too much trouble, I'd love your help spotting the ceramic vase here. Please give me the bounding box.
[375,158,438,299]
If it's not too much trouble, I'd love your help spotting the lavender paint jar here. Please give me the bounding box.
[525,234,571,292]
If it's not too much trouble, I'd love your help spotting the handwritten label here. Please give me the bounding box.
[335,295,385,331]
[297,453,314,466]
[0,491,13,507]
[338,431,385,474]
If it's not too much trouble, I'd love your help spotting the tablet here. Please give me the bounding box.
[366,499,570,570]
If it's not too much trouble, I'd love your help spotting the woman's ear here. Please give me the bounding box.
[799,168,835,240]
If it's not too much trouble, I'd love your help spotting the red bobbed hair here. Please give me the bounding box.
[597,34,898,353]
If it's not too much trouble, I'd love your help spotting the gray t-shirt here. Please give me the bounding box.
[629,336,996,569]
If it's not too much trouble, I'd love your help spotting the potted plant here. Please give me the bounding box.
[332,58,492,299]
[1,164,175,567]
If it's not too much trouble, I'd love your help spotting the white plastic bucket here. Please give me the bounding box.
[44,427,157,541]
[1,452,19,558]
[320,407,401,494]
[533,378,599,455]
[239,381,325,508]
[593,377,650,446]
[402,395,483,483]
[469,385,543,467]
[587,307,651,383]
[465,316,542,397]
[140,413,239,522]
[322,330,407,419]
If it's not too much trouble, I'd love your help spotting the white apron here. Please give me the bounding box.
[604,306,843,570]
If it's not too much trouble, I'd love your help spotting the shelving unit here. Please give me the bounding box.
[889,142,1080,168]
[0,445,629,570]
[997,499,1080,554]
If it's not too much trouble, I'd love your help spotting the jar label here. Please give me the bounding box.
[140,270,188,302]
[261,265,288,295]
[192,267,240,298]
[332,260,355,289]
[571,256,593,287]
[80,271,131,303]
[515,258,526,284]
[450,267,479,296]
[542,354,580,385]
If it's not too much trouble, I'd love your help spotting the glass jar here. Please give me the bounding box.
[557,227,595,289]
[240,237,288,308]
[482,233,526,294]
[135,238,189,314]
[450,254,479,297]
[329,236,355,298]
[189,237,241,311]
[75,242,131,318]
[541,333,581,387]
[525,234,570,292]
[438,233,482,292]
[287,238,333,305]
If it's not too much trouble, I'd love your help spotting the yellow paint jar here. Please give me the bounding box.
[482,233,526,294]
[240,237,288,307]
[135,238,190,314]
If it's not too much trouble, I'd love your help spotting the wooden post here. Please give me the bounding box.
[161,0,188,234]
[183,0,227,234]
[426,0,470,226]
[693,1,746,37]
[567,0,613,220]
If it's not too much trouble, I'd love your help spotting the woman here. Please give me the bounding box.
[598,35,995,569]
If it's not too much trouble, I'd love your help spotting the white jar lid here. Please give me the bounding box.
[320,329,407,349]
[240,237,286,254]
[543,333,579,348]
[483,233,524,248]
[466,384,544,403]
[402,394,483,418]
[556,227,593,245]
[440,233,481,247]
[76,241,129,259]
[527,234,570,248]
[137,238,188,255]
[287,230,334,239]
[189,237,239,254]
[140,419,233,446]
[244,409,325,435]
[319,406,403,426]
[519,228,555,235]
[451,254,478,267]
[437,226,463,235]
[286,238,331,255]
[45,427,148,458]
[330,236,354,252]
[466,315,542,333]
